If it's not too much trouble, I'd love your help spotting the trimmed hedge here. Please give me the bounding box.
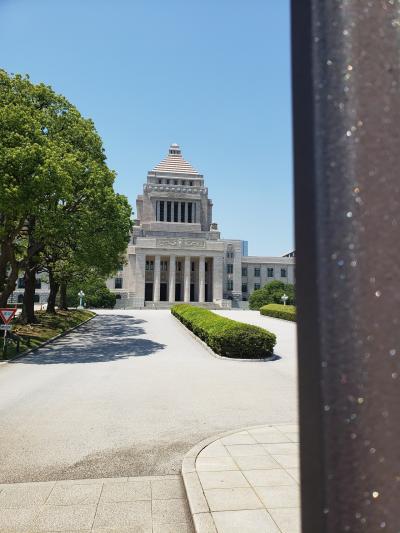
[171,304,276,359]
[260,304,296,322]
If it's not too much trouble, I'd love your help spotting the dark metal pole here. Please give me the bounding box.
[292,2,400,532]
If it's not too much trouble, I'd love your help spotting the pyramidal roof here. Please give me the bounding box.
[151,144,201,175]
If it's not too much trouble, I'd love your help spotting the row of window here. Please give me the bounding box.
[17,278,42,289]
[144,260,209,273]
[115,276,286,293]
[241,267,287,278]
[16,294,40,303]
[227,281,284,292]
[242,283,261,292]
[156,201,197,223]
[157,178,195,186]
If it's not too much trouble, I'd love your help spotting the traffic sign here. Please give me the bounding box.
[0,325,12,331]
[0,308,17,324]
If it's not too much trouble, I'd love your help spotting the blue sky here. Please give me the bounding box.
[0,0,292,256]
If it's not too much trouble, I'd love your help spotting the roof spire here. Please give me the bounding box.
[169,143,181,156]
[151,143,201,175]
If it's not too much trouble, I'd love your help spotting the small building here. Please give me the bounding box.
[8,275,50,305]
[107,144,295,308]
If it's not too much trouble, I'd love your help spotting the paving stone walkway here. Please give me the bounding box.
[0,474,194,532]
[182,424,300,533]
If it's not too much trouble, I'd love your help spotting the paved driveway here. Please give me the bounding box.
[0,310,297,483]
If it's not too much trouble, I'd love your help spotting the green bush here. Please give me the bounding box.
[260,303,296,322]
[171,304,276,359]
[66,280,116,309]
[249,280,295,310]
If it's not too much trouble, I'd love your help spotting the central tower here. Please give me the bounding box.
[134,144,219,238]
[127,144,225,306]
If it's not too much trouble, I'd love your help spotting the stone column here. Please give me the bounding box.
[184,256,191,302]
[171,202,175,223]
[178,202,182,223]
[153,255,160,302]
[169,255,176,303]
[213,255,223,302]
[135,252,146,304]
[199,256,205,303]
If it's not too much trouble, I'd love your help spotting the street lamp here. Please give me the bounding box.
[78,290,85,310]
[281,293,288,306]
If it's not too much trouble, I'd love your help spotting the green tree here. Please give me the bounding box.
[249,280,295,310]
[66,275,116,309]
[0,70,132,321]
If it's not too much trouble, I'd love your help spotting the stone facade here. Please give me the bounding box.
[107,144,295,308]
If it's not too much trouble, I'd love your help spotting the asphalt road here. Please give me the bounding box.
[0,309,297,483]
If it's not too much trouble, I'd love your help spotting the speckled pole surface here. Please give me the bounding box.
[292,1,400,532]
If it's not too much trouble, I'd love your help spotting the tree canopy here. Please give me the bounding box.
[0,70,132,321]
[249,280,295,310]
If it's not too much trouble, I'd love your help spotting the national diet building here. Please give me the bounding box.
[107,144,294,308]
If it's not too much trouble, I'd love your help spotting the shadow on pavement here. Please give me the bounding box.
[12,315,166,365]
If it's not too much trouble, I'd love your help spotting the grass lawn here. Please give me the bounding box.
[1,309,95,360]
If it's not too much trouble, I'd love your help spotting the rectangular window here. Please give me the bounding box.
[254,283,261,290]
[268,267,274,277]
[166,201,172,222]
[188,202,193,223]
[254,268,261,277]
[177,261,182,271]
[191,261,195,272]
[161,261,168,271]
[242,283,248,293]
[18,277,25,289]
[159,201,165,221]
[281,268,287,278]
[242,267,248,277]
[145,260,154,271]
[227,280,233,290]
[115,277,123,289]
[35,278,41,289]
[205,261,208,272]
[227,264,233,274]
[181,202,186,222]
[174,202,179,222]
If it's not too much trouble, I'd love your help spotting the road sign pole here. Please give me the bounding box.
[2,329,7,359]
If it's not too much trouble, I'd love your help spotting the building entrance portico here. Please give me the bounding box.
[142,253,216,303]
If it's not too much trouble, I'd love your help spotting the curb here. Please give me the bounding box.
[0,312,97,366]
[181,423,294,533]
[171,314,276,363]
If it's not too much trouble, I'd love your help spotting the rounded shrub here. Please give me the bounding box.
[260,303,296,322]
[171,304,276,359]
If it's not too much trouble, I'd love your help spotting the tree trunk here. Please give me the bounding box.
[20,217,39,324]
[21,264,37,324]
[59,282,68,310]
[0,240,19,307]
[46,270,59,314]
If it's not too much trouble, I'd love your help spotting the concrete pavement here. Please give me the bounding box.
[0,475,194,532]
[0,310,297,484]
[182,424,300,533]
